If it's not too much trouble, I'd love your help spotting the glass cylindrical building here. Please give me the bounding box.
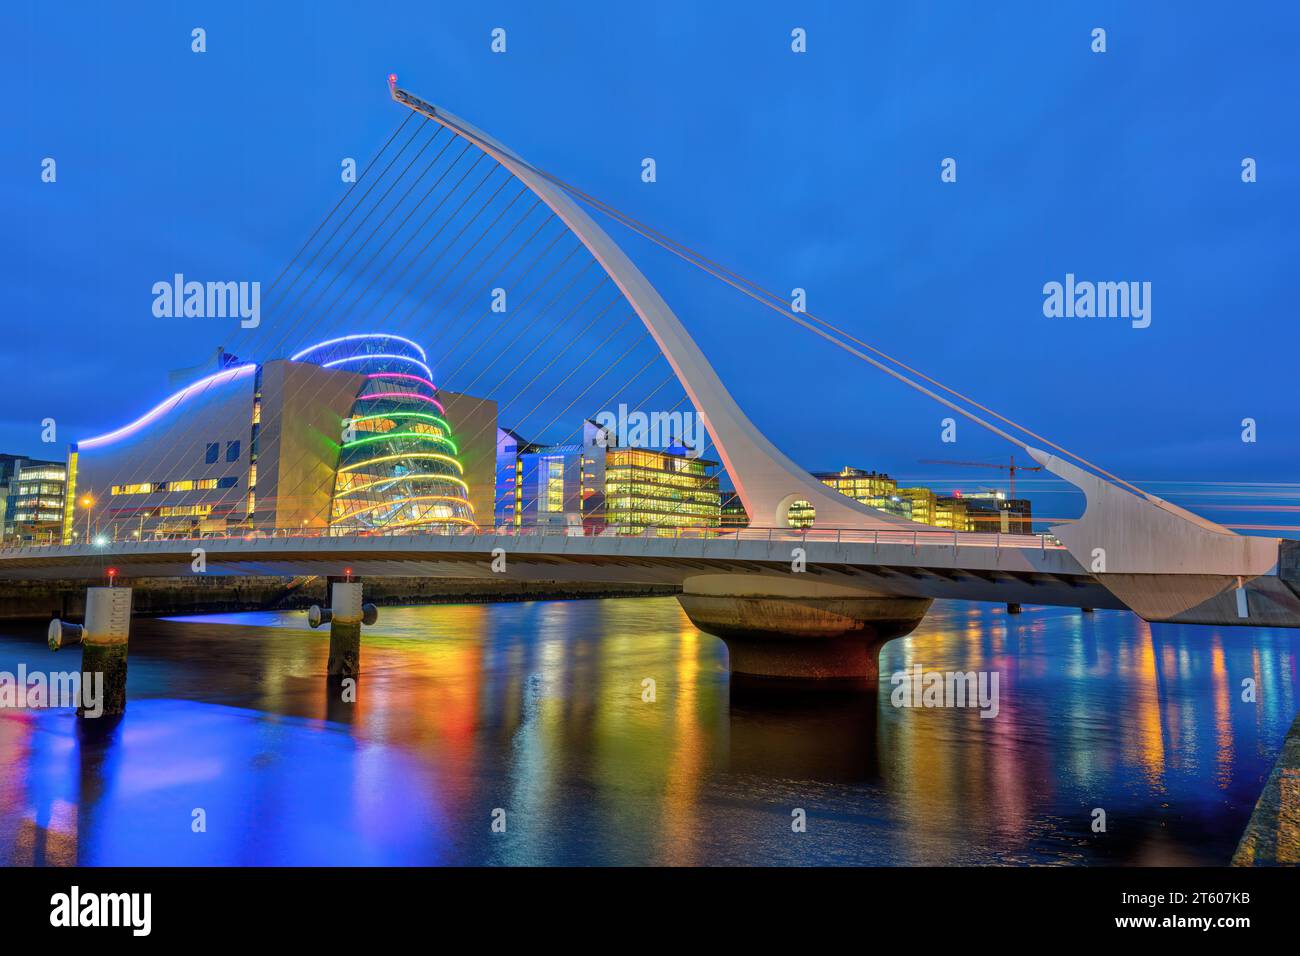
[291,334,475,533]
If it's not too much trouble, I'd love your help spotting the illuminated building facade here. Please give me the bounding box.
[720,490,749,528]
[814,466,913,521]
[895,487,937,526]
[815,466,1032,532]
[604,446,721,533]
[814,466,897,501]
[497,421,722,534]
[499,422,606,531]
[958,491,1033,534]
[0,457,66,543]
[64,334,495,541]
[494,429,537,528]
[934,496,975,532]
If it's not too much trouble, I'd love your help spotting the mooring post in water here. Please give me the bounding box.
[49,584,132,716]
[308,577,377,678]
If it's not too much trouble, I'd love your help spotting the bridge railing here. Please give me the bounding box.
[0,523,1063,554]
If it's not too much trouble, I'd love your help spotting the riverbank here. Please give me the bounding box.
[1232,707,1300,865]
[0,576,680,621]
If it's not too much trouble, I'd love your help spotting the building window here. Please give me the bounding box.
[205,443,219,464]
[217,476,237,489]
[226,440,240,462]
[545,458,564,513]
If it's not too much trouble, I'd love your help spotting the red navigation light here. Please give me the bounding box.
[387,73,397,86]
[344,567,354,580]
[107,567,118,582]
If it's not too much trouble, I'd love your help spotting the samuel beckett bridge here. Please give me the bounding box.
[4,79,1297,711]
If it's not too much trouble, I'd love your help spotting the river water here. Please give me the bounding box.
[0,596,1296,866]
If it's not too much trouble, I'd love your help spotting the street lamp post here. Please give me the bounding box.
[81,495,94,543]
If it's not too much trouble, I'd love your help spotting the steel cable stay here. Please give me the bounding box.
[422,106,1153,503]
[95,116,429,519]
[107,123,465,518]
[273,173,622,529]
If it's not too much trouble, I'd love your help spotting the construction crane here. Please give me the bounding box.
[917,454,1044,499]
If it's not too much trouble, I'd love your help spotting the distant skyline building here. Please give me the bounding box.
[812,467,913,522]
[813,466,896,501]
[934,495,975,532]
[604,445,720,533]
[0,455,65,543]
[895,486,936,526]
[720,490,748,528]
[955,491,1033,535]
[496,420,722,534]
[815,465,1034,533]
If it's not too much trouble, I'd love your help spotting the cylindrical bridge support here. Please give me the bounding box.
[308,581,377,679]
[677,575,932,687]
[49,586,132,717]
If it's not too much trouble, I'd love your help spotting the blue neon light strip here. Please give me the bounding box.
[290,333,428,363]
[77,364,259,450]
[322,353,434,380]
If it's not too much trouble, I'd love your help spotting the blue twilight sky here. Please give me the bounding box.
[2,1,1297,518]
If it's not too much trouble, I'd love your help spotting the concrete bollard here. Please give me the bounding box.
[308,581,377,678]
[49,586,131,717]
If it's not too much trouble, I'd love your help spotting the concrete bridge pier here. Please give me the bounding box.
[677,574,932,687]
[308,580,377,679]
[48,585,132,717]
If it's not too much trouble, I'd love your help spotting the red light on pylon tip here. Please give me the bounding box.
[388,73,397,86]
[344,567,353,577]
[107,567,118,578]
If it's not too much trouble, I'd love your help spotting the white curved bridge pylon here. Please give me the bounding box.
[379,84,1300,634]
[391,85,916,533]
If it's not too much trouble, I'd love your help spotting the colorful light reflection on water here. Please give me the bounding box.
[0,598,1296,865]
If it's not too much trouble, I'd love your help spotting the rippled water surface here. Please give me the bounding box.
[1,597,1296,865]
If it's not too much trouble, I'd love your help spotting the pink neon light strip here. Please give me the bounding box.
[358,392,446,413]
[367,372,437,389]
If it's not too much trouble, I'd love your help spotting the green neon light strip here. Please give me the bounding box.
[344,430,459,454]
[338,452,465,476]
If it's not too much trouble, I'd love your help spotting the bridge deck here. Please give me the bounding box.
[0,527,1121,611]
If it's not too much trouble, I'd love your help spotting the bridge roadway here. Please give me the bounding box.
[0,526,1122,611]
